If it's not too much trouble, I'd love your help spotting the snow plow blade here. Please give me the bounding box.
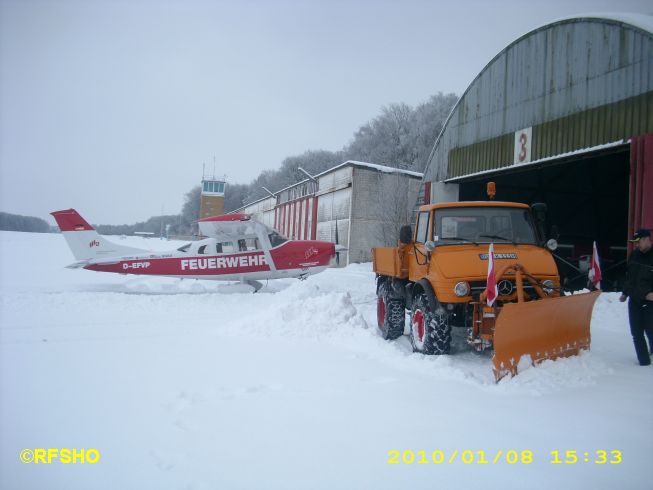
[492,291,601,381]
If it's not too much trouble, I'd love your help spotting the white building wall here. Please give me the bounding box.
[348,167,422,263]
[318,165,353,192]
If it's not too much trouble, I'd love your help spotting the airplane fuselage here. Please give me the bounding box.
[84,239,333,281]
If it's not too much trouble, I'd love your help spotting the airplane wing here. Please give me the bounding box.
[198,214,269,240]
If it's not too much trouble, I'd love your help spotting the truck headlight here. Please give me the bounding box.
[542,280,555,294]
[454,281,470,297]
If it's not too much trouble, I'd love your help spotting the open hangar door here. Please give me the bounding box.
[456,145,630,291]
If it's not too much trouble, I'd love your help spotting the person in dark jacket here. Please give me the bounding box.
[619,228,653,366]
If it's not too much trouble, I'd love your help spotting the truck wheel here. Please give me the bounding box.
[410,293,451,354]
[377,281,405,340]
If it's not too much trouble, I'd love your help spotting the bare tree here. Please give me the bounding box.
[343,93,458,171]
[370,172,415,246]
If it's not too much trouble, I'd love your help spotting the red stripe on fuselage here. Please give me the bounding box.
[86,252,270,276]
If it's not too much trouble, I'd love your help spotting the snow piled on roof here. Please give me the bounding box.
[315,160,423,179]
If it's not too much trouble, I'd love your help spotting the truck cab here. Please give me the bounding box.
[406,201,559,304]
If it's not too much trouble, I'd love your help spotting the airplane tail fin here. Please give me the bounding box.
[50,209,147,261]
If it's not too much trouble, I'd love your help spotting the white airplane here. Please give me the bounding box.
[51,209,339,290]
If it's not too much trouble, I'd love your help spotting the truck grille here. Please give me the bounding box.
[469,280,537,297]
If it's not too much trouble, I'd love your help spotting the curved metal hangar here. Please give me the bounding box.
[423,14,653,290]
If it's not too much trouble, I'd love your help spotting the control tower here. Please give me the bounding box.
[199,170,226,219]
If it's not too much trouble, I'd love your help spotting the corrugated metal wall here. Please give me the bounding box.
[275,196,316,240]
[425,17,653,183]
[316,166,352,264]
[448,91,653,177]
[236,196,276,229]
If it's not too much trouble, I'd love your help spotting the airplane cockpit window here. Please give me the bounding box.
[177,243,191,252]
[220,242,234,254]
[268,231,288,247]
[198,245,207,254]
[236,238,261,251]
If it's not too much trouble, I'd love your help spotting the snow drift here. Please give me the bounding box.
[1,231,651,490]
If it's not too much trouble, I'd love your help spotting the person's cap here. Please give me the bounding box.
[629,228,651,242]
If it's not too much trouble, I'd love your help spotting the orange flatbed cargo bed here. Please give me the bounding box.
[372,246,408,279]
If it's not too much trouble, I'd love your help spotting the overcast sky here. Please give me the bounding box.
[1,0,651,225]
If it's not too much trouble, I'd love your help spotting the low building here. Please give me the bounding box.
[232,161,423,265]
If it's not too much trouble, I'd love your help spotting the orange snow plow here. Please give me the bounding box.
[372,195,601,381]
[491,289,600,379]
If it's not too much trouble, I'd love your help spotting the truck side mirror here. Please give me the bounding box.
[399,225,413,245]
[531,202,547,218]
[530,203,548,243]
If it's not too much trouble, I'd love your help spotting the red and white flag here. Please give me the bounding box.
[588,241,602,289]
[486,243,498,306]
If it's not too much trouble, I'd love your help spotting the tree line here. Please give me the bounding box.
[0,212,52,233]
[95,215,182,236]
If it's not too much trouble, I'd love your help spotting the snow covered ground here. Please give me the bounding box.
[1,230,651,490]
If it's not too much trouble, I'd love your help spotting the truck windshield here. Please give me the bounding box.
[433,207,538,245]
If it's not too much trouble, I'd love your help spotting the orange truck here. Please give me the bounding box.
[372,193,600,380]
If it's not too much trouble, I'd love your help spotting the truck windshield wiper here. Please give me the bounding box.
[478,234,516,245]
